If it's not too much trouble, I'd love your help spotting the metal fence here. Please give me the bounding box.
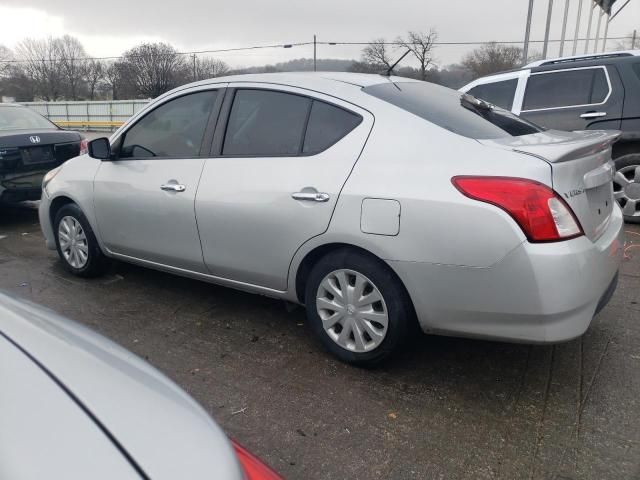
[20,100,150,132]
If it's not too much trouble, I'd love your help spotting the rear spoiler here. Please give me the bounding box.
[480,130,621,164]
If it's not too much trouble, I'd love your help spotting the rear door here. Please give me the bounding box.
[519,66,624,131]
[195,84,373,290]
[94,87,224,272]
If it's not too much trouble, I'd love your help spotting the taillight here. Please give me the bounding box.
[79,138,88,155]
[452,176,583,242]
[231,440,282,480]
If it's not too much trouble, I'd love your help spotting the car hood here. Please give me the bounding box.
[0,292,243,480]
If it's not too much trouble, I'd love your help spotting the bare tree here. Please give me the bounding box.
[84,59,104,100]
[194,57,230,81]
[462,43,523,78]
[15,37,64,100]
[361,38,395,71]
[397,29,437,81]
[615,30,639,50]
[58,35,87,100]
[121,43,187,98]
[0,45,13,78]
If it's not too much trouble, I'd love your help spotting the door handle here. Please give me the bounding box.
[160,183,186,192]
[291,191,330,202]
[580,111,607,119]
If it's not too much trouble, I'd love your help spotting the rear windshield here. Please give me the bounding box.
[0,106,57,131]
[363,82,543,139]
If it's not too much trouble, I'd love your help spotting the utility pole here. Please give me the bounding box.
[542,0,554,59]
[559,0,571,56]
[594,8,604,52]
[602,12,610,52]
[633,30,638,49]
[191,54,197,82]
[523,0,535,64]
[313,35,317,72]
[572,0,583,55]
[585,0,595,53]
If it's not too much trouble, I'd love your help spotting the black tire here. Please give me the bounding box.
[304,248,413,367]
[53,203,109,277]
[613,153,640,224]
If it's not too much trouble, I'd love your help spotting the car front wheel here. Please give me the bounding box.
[304,249,413,366]
[54,203,108,277]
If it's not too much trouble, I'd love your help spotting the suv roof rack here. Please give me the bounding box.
[525,50,640,68]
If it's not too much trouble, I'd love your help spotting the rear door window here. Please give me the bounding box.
[467,79,518,110]
[523,67,610,110]
[223,90,311,156]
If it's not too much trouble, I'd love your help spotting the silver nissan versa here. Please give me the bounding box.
[39,73,624,366]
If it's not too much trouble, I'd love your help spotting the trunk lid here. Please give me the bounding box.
[480,129,621,241]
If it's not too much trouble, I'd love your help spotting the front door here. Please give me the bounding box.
[94,88,223,272]
[195,85,373,290]
[519,66,624,131]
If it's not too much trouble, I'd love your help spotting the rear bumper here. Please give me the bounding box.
[390,206,625,343]
[0,187,42,203]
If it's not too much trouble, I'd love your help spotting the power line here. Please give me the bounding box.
[0,36,634,65]
[0,42,314,64]
[318,36,630,46]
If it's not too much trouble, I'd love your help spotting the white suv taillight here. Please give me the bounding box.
[452,176,584,242]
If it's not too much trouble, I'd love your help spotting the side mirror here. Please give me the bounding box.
[88,137,112,160]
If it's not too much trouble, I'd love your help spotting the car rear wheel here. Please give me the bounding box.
[613,153,640,224]
[304,249,412,366]
[54,203,108,277]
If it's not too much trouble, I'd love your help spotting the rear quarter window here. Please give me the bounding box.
[467,78,518,110]
[303,101,362,155]
[364,82,542,139]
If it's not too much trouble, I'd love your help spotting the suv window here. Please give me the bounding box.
[633,62,640,82]
[120,91,217,158]
[223,90,311,156]
[364,82,542,139]
[523,68,609,111]
[467,79,518,110]
[303,101,362,154]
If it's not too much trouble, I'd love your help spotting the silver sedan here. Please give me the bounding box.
[39,73,624,366]
[0,292,281,479]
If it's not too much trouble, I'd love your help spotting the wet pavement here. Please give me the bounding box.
[1,201,639,479]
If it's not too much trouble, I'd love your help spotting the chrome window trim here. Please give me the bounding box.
[520,66,612,113]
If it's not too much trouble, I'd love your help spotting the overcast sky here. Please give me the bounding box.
[0,1,638,68]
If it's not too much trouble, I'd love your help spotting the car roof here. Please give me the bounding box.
[158,71,419,102]
[195,71,413,88]
[524,50,640,68]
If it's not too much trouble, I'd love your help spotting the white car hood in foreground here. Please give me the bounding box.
[0,292,243,480]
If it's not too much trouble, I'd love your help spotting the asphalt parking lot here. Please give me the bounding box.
[1,201,639,480]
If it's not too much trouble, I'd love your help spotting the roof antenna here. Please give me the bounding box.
[384,49,411,76]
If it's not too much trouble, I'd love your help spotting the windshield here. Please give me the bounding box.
[0,106,57,131]
[364,81,544,139]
